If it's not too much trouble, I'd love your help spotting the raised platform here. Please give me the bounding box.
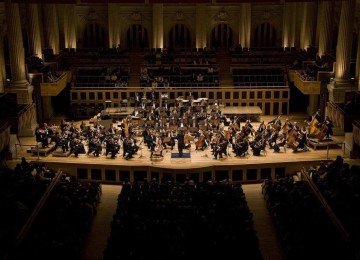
[308,138,345,150]
[219,106,262,122]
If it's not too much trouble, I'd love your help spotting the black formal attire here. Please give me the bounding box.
[176,132,185,157]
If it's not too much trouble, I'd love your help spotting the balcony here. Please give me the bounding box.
[293,71,320,94]
[40,71,72,96]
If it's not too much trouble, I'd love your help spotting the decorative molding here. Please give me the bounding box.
[174,10,184,21]
[130,10,142,21]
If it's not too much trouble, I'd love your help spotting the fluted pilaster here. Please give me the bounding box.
[28,4,42,58]
[356,29,360,90]
[300,2,317,49]
[335,0,356,80]
[196,4,207,48]
[63,4,77,49]
[317,2,333,56]
[108,4,121,49]
[0,32,5,94]
[44,4,60,55]
[239,3,251,48]
[152,4,163,48]
[5,0,27,86]
[282,3,291,48]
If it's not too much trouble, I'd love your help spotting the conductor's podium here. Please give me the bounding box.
[150,153,164,161]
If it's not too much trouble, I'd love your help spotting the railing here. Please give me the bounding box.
[300,168,351,244]
[14,170,63,245]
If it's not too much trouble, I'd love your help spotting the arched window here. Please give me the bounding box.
[211,23,233,48]
[254,23,276,47]
[126,24,148,49]
[83,23,107,48]
[169,24,191,48]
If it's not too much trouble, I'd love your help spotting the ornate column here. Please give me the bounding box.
[196,4,207,48]
[63,4,77,49]
[238,3,251,48]
[317,1,333,57]
[5,0,33,103]
[44,4,60,55]
[5,0,36,136]
[356,28,360,91]
[300,2,317,50]
[328,0,356,103]
[282,3,291,48]
[28,4,42,58]
[108,4,121,49]
[152,4,163,48]
[0,30,5,94]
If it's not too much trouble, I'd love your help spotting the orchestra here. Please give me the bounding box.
[34,93,331,160]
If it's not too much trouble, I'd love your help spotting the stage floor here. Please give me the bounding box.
[15,114,348,171]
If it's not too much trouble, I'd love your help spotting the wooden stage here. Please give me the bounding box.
[100,105,262,122]
[14,115,350,184]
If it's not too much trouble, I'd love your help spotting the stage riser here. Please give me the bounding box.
[70,88,289,118]
[43,160,329,184]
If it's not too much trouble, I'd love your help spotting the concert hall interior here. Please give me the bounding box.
[1,0,360,259]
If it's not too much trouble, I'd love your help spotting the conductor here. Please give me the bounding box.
[176,130,185,157]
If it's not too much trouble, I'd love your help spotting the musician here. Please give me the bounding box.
[70,136,85,158]
[163,130,175,150]
[105,136,120,159]
[151,134,164,158]
[54,131,69,153]
[176,130,185,157]
[282,118,293,133]
[108,124,117,135]
[35,126,49,148]
[274,132,287,152]
[123,136,138,160]
[234,136,249,157]
[87,136,102,157]
[323,116,333,139]
[135,92,141,107]
[213,138,227,159]
[306,108,321,123]
[295,127,310,152]
[268,129,279,149]
[268,115,282,126]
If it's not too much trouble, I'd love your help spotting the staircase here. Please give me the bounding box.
[127,50,144,88]
[215,48,233,88]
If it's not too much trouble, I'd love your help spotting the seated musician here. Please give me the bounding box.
[162,130,175,150]
[282,118,293,133]
[70,136,85,158]
[123,137,138,160]
[234,137,249,157]
[295,127,310,152]
[273,132,287,152]
[54,131,69,153]
[105,136,120,159]
[87,136,102,157]
[150,134,163,158]
[213,138,227,159]
[252,138,266,156]
[268,130,279,149]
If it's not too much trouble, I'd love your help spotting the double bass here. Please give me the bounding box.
[316,123,328,142]
[307,117,319,136]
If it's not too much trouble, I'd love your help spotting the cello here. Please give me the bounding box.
[316,123,328,142]
[195,135,206,150]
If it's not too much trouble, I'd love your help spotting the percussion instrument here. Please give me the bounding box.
[176,96,184,101]
[182,100,189,103]
[161,93,168,99]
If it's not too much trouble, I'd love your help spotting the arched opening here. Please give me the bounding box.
[83,23,107,48]
[169,24,191,48]
[211,23,233,48]
[126,24,149,49]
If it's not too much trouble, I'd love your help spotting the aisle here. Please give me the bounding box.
[242,183,286,260]
[81,184,122,260]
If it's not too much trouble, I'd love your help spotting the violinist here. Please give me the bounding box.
[151,134,164,158]
[268,129,279,149]
[213,137,227,159]
[87,135,102,157]
[234,136,249,157]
